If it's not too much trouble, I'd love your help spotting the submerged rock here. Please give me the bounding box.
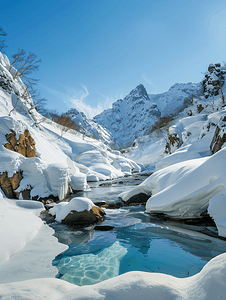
[94,225,115,231]
[53,241,127,286]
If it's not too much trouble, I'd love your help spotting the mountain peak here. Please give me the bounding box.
[126,84,150,101]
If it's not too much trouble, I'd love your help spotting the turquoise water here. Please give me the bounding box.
[51,177,226,286]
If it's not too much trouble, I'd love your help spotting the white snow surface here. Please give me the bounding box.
[49,197,95,222]
[119,147,226,237]
[0,193,42,266]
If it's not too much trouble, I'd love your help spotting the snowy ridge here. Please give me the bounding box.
[149,82,202,117]
[66,108,118,148]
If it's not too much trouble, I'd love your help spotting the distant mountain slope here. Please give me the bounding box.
[93,84,160,148]
[93,82,202,148]
[66,108,119,148]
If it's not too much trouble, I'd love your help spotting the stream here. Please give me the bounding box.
[48,175,226,286]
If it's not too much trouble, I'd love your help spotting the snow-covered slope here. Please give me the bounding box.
[0,52,140,201]
[93,82,202,148]
[66,108,118,148]
[2,52,226,299]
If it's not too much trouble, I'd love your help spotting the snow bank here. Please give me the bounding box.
[49,197,95,222]
[119,147,226,237]
[0,196,43,266]
[0,194,67,283]
[1,252,226,299]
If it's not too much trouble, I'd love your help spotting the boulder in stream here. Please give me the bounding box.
[49,197,106,226]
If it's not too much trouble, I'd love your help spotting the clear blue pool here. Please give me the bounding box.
[51,177,226,286]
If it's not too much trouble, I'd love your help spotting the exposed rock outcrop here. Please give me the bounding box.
[119,193,150,206]
[1,129,36,199]
[4,129,37,157]
[165,133,181,154]
[210,115,226,154]
[0,171,23,199]
[203,63,226,99]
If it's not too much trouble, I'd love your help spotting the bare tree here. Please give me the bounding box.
[9,49,41,84]
[0,27,7,51]
[49,112,78,137]
[8,50,47,118]
[29,87,47,115]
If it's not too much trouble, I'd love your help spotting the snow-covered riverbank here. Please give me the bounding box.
[1,186,226,300]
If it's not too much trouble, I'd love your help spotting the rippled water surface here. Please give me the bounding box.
[50,176,226,286]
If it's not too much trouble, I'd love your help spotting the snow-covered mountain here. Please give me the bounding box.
[65,108,119,148]
[93,82,202,148]
[93,84,160,148]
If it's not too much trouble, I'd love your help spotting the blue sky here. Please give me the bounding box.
[1,0,226,118]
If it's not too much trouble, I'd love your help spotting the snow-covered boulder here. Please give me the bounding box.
[49,197,106,225]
